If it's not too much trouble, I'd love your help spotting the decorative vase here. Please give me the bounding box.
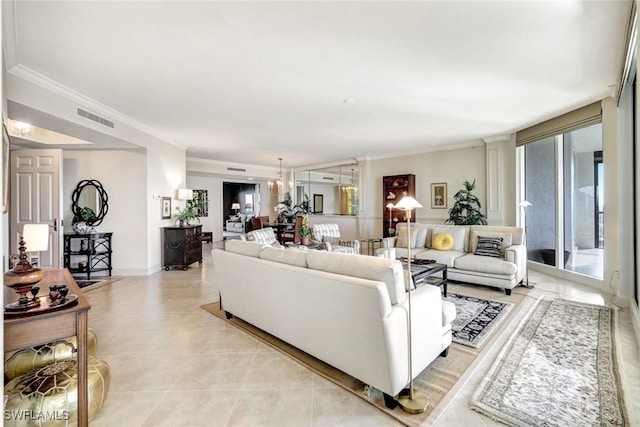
[73,222,91,234]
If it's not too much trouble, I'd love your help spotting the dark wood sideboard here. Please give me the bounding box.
[162,225,203,270]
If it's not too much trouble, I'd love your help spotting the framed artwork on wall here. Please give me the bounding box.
[431,182,447,209]
[193,189,208,217]
[161,197,171,219]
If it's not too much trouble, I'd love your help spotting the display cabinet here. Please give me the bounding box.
[382,174,416,237]
[63,232,113,280]
[163,225,203,270]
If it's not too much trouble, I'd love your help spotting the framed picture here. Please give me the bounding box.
[2,123,9,214]
[161,196,171,219]
[431,182,447,209]
[313,194,323,214]
[193,189,208,217]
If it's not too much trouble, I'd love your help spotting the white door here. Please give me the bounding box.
[10,149,63,268]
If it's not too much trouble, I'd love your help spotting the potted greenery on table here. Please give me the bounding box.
[174,192,207,227]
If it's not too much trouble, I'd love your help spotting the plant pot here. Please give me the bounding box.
[73,222,91,234]
[302,237,310,245]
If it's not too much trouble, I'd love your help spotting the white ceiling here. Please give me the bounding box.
[2,1,632,169]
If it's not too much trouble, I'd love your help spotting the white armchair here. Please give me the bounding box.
[246,227,282,247]
[311,223,360,254]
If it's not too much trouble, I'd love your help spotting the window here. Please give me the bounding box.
[520,123,604,279]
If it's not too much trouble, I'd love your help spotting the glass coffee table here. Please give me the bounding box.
[401,259,448,296]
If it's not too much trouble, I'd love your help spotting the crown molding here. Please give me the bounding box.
[6,64,185,149]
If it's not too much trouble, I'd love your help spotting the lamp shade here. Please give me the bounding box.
[386,202,395,209]
[22,224,49,252]
[231,203,241,210]
[395,196,423,211]
[177,189,193,200]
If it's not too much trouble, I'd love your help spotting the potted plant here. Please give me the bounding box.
[300,214,311,245]
[446,179,487,225]
[72,207,97,234]
[276,192,296,223]
[174,193,207,227]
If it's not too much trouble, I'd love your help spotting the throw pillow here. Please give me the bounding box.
[470,231,512,256]
[432,226,467,251]
[474,236,503,258]
[433,232,455,251]
[396,226,422,249]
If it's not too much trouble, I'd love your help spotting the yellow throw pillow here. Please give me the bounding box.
[433,232,454,251]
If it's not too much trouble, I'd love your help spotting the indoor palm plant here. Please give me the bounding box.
[446,179,487,225]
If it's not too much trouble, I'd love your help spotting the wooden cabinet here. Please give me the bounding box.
[63,232,113,280]
[163,225,203,270]
[382,174,416,237]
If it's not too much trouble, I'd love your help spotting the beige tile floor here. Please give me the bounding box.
[86,244,639,426]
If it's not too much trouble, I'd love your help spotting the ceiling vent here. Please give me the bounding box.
[77,108,114,128]
[227,167,246,172]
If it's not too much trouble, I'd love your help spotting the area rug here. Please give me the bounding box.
[444,293,513,348]
[201,290,527,427]
[470,297,628,426]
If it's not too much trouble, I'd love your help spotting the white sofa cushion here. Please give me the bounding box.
[432,226,468,252]
[260,246,309,268]
[224,240,267,257]
[469,230,513,257]
[415,249,465,267]
[306,251,406,305]
[454,253,517,276]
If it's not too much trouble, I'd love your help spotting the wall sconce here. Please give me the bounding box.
[177,189,193,200]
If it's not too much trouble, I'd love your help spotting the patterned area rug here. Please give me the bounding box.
[444,293,513,348]
[470,297,628,426]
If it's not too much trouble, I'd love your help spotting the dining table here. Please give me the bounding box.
[263,222,295,244]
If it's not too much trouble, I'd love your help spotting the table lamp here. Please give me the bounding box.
[231,203,241,215]
[4,223,50,310]
[394,196,428,414]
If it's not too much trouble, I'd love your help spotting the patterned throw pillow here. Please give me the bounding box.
[474,236,503,258]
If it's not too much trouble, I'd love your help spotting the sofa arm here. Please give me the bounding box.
[505,244,527,283]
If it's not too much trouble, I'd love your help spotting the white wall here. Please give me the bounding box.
[63,150,147,275]
[363,144,490,238]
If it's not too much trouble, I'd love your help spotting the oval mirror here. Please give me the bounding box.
[71,179,109,226]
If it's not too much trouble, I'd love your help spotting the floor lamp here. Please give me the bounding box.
[519,200,532,287]
[394,196,429,414]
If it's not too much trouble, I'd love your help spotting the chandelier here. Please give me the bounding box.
[342,168,357,193]
[268,158,284,197]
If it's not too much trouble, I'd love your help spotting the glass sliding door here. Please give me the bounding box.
[524,137,558,265]
[522,122,604,279]
[563,124,603,278]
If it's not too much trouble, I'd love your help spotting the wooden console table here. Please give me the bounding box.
[4,269,91,426]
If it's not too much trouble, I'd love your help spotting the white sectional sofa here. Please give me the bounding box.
[379,223,526,295]
[212,240,456,407]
